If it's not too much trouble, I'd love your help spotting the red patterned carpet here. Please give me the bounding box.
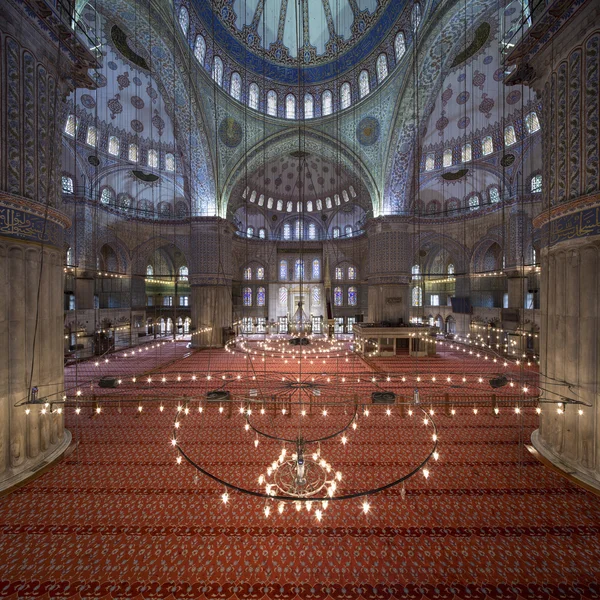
[1,344,599,599]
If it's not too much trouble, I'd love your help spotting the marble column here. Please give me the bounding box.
[510,2,600,485]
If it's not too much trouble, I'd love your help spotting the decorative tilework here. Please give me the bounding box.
[584,34,599,195]
[568,49,581,201]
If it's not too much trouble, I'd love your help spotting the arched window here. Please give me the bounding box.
[395,32,406,61]
[312,259,320,279]
[62,176,74,194]
[108,136,120,156]
[412,264,420,279]
[412,286,423,306]
[359,70,370,98]
[146,265,154,278]
[243,266,252,280]
[443,148,453,167]
[489,186,501,203]
[258,194,265,207]
[447,263,455,275]
[256,266,265,280]
[334,287,343,306]
[246,226,254,238]
[322,90,333,116]
[342,190,350,203]
[296,201,303,212]
[425,153,435,171]
[334,194,341,206]
[86,126,97,147]
[212,56,223,86]
[257,287,266,307]
[306,201,313,213]
[279,286,288,306]
[482,136,494,155]
[340,83,352,109]
[258,228,266,239]
[66,247,74,265]
[279,260,288,280]
[178,266,189,281]
[248,83,259,110]
[249,190,256,203]
[376,53,389,83]
[100,187,114,205]
[525,111,541,133]
[468,194,480,211]
[462,143,472,162]
[531,174,542,193]
[230,72,242,100]
[128,143,138,162]
[267,90,277,116]
[147,149,158,168]
[286,201,293,212]
[243,287,252,307]
[267,197,274,209]
[411,3,422,31]
[276,199,283,211]
[304,93,314,118]
[348,286,358,306]
[332,226,340,238]
[312,287,321,306]
[504,125,516,146]
[345,225,353,237]
[325,197,332,209]
[194,35,206,65]
[283,223,291,240]
[165,153,175,172]
[120,194,132,209]
[316,199,323,210]
[178,6,189,35]
[348,266,357,280]
[64,114,77,136]
[285,94,296,119]
[295,220,303,239]
[308,222,317,240]
[294,259,304,280]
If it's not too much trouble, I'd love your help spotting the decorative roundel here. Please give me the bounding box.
[218,117,243,148]
[80,94,96,109]
[483,55,494,65]
[473,71,486,88]
[131,95,145,109]
[436,116,449,132]
[357,117,380,146]
[88,155,100,166]
[107,61,118,70]
[506,90,522,105]
[131,119,144,133]
[133,76,142,86]
[479,96,495,116]
[457,116,470,129]
[493,68,505,82]
[457,73,466,82]
[501,154,516,167]
[456,91,470,105]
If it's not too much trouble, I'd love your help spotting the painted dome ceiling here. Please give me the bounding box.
[190,0,410,83]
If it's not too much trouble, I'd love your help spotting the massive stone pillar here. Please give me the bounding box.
[510,1,600,486]
[0,0,96,487]
[365,219,411,324]
[190,219,235,348]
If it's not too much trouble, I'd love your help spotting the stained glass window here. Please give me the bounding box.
[66,247,73,265]
[342,190,350,203]
[267,90,278,116]
[165,153,175,172]
[178,266,189,281]
[62,176,73,194]
[100,187,114,205]
[525,111,540,133]
[425,153,435,171]
[283,223,291,240]
[461,143,472,162]
[345,225,353,237]
[335,267,343,280]
[312,287,321,306]
[489,186,501,203]
[411,3,421,31]
[316,199,323,210]
[326,197,332,209]
[482,136,494,155]
[257,287,266,307]
[249,191,256,203]
[334,287,343,306]
[120,194,132,209]
[128,143,138,162]
[279,260,288,280]
[306,201,313,213]
[447,263,455,275]
[178,6,189,35]
[322,90,333,116]
[243,287,252,307]
[443,149,453,167]
[256,267,264,279]
[308,223,317,240]
[340,83,351,109]
[108,136,120,156]
[333,227,340,239]
[348,266,357,280]
[267,197,274,209]
[244,267,252,280]
[304,93,314,119]
[147,149,158,168]
[86,126,97,147]
[212,56,223,86]
[359,70,370,98]
[376,53,388,83]
[146,265,154,278]
[286,201,293,212]
[246,226,254,238]
[349,185,357,198]
[194,35,206,65]
[334,194,341,206]
[395,32,406,61]
[312,259,320,279]
[294,259,304,280]
[279,286,288,306]
[531,174,542,193]
[258,228,266,240]
[468,194,480,211]
[258,194,265,206]
[295,220,303,239]
[277,199,283,211]
[504,125,516,146]
[412,265,420,279]
[64,114,77,136]
[248,83,259,110]
[230,72,242,100]
[412,286,423,306]
[348,286,358,306]
[285,94,296,119]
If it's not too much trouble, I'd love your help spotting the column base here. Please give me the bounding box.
[530,430,600,494]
